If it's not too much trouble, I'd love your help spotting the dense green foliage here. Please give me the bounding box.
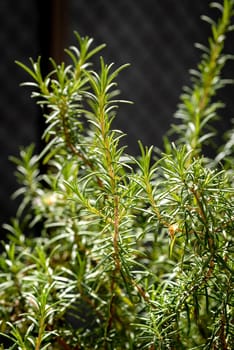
[0,1,233,349]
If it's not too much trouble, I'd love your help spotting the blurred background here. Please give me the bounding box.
[1,0,233,228]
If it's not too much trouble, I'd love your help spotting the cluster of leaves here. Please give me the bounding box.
[0,1,233,349]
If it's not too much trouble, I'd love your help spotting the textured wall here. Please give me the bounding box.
[0,1,41,227]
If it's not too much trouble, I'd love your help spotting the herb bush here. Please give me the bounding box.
[0,1,233,349]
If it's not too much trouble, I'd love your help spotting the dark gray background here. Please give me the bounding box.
[1,0,233,229]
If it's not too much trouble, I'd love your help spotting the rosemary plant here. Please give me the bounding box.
[0,1,233,349]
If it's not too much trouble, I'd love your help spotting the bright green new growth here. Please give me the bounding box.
[0,1,233,349]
